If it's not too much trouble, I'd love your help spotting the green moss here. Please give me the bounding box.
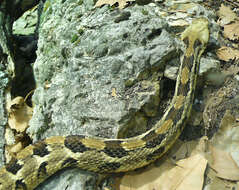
[74,38,81,46]
[78,28,84,35]
[141,9,148,15]
[125,78,135,87]
[78,0,84,5]
[43,1,51,12]
[71,34,79,43]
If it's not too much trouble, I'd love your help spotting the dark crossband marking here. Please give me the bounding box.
[33,141,50,157]
[15,179,27,190]
[37,162,48,177]
[62,158,78,168]
[98,162,121,172]
[5,159,22,175]
[146,147,165,161]
[64,135,91,153]
[145,133,165,148]
[103,140,129,158]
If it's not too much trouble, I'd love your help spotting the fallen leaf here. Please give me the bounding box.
[112,88,117,97]
[216,46,239,61]
[211,147,239,181]
[119,154,207,190]
[171,140,202,161]
[211,110,239,151]
[208,110,239,181]
[6,142,23,155]
[206,167,237,190]
[44,80,51,89]
[173,154,207,190]
[223,21,239,40]
[223,65,239,76]
[7,96,33,133]
[95,0,135,9]
[217,4,237,26]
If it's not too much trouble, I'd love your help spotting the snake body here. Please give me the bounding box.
[0,18,209,190]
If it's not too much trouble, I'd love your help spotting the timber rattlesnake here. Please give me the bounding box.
[0,18,209,190]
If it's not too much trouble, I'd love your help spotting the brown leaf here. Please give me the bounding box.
[216,46,239,61]
[223,65,239,76]
[217,4,237,26]
[112,88,117,97]
[210,110,239,151]
[7,96,33,133]
[209,110,239,181]
[211,147,239,181]
[119,154,207,190]
[6,142,23,155]
[224,21,239,40]
[95,0,135,9]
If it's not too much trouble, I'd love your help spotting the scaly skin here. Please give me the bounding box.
[0,18,209,190]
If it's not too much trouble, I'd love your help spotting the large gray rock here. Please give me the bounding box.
[29,0,175,189]
[0,56,9,167]
[29,0,175,140]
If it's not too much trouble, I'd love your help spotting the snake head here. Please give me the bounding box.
[181,18,209,57]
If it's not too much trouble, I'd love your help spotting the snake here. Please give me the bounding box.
[0,18,209,190]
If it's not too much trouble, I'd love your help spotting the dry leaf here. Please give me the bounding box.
[95,0,135,9]
[211,147,239,181]
[209,110,239,181]
[112,88,117,97]
[44,80,51,89]
[211,110,239,151]
[224,21,239,40]
[119,154,207,190]
[173,154,207,190]
[206,167,237,190]
[171,140,199,161]
[217,4,237,26]
[216,46,239,61]
[7,96,33,133]
[223,65,239,76]
[6,142,23,155]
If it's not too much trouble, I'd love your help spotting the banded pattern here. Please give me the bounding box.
[0,18,209,190]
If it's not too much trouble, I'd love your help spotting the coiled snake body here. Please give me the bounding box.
[0,18,209,190]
